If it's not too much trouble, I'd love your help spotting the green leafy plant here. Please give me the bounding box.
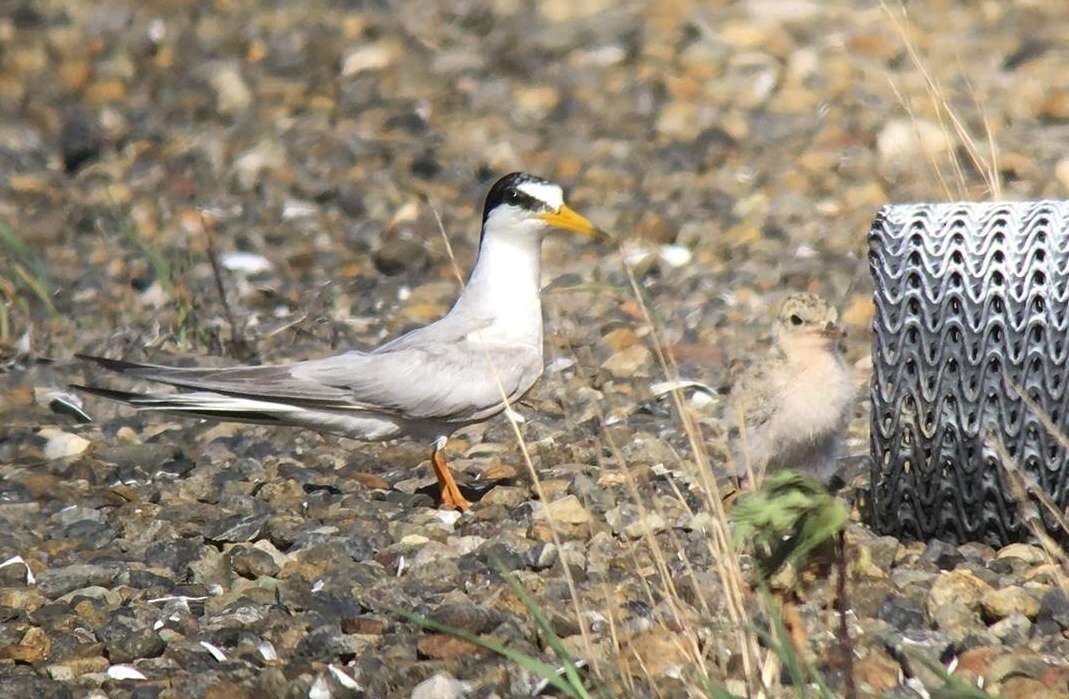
[731,471,848,698]
[731,471,848,579]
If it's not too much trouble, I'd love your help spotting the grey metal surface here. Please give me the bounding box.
[869,201,1069,545]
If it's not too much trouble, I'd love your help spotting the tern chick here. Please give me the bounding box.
[727,292,854,486]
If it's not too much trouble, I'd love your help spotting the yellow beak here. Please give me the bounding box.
[537,205,610,241]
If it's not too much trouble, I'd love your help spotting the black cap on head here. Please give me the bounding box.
[482,172,552,223]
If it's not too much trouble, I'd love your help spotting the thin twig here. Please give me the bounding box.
[837,530,857,699]
[200,210,248,358]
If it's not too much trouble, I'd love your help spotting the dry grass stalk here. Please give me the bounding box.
[428,203,598,674]
[988,433,1069,595]
[620,262,762,691]
[199,209,249,358]
[880,0,1003,200]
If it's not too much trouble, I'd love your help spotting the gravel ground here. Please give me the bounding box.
[4,1,1069,697]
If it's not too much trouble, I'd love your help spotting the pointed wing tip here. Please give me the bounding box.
[68,383,140,404]
[48,390,94,423]
[74,353,142,373]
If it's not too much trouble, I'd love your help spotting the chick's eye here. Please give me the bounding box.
[790,314,803,326]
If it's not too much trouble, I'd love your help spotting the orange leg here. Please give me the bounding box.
[782,599,810,658]
[431,446,472,512]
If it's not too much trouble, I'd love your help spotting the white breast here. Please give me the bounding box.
[773,349,854,443]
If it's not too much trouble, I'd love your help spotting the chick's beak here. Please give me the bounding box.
[537,205,611,241]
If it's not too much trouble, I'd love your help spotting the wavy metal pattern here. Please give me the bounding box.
[869,201,1069,545]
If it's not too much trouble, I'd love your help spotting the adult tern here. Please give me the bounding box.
[74,172,607,511]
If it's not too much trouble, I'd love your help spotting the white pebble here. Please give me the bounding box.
[199,641,227,662]
[107,664,147,680]
[658,244,692,268]
[221,251,273,274]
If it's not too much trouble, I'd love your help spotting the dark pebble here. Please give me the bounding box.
[372,237,429,276]
[59,111,102,175]
[0,675,73,699]
[36,564,119,598]
[1038,588,1069,630]
[430,602,503,635]
[336,186,367,218]
[206,514,268,543]
[879,596,926,631]
[920,539,965,571]
[102,625,166,663]
[228,545,280,579]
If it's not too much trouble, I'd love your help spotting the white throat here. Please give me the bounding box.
[453,219,544,347]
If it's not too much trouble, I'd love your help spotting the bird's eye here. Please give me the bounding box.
[790,314,803,326]
[505,190,521,204]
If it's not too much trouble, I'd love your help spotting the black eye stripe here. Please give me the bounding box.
[505,189,541,210]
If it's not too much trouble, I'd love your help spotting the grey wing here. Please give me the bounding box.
[77,330,542,423]
[725,352,785,472]
[726,357,780,433]
[373,309,493,353]
[293,343,543,422]
[75,354,361,408]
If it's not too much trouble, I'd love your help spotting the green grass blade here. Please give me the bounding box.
[0,223,56,315]
[393,608,582,698]
[749,589,838,699]
[693,673,745,699]
[758,589,810,699]
[0,223,42,274]
[495,562,592,699]
[12,262,56,315]
[909,652,997,698]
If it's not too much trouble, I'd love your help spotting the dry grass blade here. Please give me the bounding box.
[200,209,249,358]
[961,70,1002,200]
[0,222,57,316]
[597,411,708,679]
[883,76,955,201]
[836,531,857,699]
[11,262,56,316]
[880,0,967,197]
[619,261,760,689]
[0,294,9,340]
[751,588,836,699]
[987,432,1069,596]
[426,201,597,672]
[1003,382,1069,542]
[880,0,1003,200]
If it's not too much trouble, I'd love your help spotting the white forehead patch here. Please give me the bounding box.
[517,181,564,210]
